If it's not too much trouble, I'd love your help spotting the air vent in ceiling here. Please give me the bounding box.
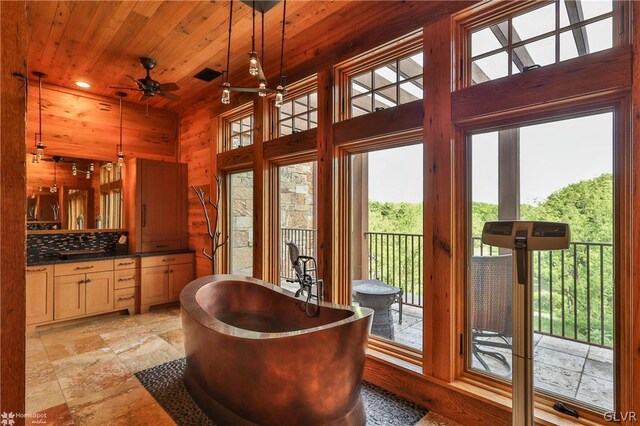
[194,68,223,82]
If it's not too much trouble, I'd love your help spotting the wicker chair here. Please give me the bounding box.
[470,254,513,372]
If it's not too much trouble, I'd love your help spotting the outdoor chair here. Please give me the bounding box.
[285,240,321,299]
[470,254,513,372]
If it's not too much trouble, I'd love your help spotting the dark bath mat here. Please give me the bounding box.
[134,357,427,426]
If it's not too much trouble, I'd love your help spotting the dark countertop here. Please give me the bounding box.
[27,249,195,267]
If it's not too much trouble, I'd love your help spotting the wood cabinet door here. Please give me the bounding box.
[26,266,53,325]
[141,161,184,246]
[85,271,114,315]
[54,273,86,320]
[141,266,169,306]
[168,262,194,302]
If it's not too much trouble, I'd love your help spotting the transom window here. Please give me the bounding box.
[278,92,318,136]
[350,51,423,117]
[228,113,254,150]
[469,1,614,85]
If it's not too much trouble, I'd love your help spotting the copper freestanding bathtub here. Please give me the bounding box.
[180,275,373,426]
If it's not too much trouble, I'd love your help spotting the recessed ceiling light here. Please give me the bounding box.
[75,81,91,88]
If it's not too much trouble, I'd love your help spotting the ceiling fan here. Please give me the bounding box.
[110,57,180,102]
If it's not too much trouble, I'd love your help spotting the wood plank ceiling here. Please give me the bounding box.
[26,1,467,113]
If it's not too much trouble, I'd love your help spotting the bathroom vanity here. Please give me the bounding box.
[26,251,194,332]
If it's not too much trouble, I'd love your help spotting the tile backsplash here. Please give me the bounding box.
[27,231,128,260]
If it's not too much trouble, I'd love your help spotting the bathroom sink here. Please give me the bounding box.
[57,249,107,260]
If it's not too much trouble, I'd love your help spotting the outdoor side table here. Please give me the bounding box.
[353,279,402,340]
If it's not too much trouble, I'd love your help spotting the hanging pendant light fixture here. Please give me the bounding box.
[221,0,288,107]
[115,92,127,167]
[50,156,61,194]
[33,71,47,161]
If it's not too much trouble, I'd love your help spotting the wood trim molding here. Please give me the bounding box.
[263,128,318,161]
[333,100,423,146]
[452,46,633,124]
[217,145,253,171]
[252,98,267,280]
[1,1,27,420]
[423,16,456,382]
[631,1,640,415]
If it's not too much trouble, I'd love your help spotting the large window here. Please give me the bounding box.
[350,144,423,352]
[468,1,614,84]
[467,111,614,411]
[278,161,317,292]
[221,104,255,151]
[228,171,254,275]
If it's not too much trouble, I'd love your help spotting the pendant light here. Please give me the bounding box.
[50,156,61,193]
[33,71,47,161]
[115,91,127,167]
[220,0,288,106]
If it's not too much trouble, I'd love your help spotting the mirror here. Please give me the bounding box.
[27,154,124,231]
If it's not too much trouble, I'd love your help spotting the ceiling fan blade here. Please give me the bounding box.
[158,92,181,101]
[158,82,179,92]
[127,75,144,89]
[228,86,261,93]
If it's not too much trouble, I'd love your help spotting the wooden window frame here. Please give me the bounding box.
[452,92,633,422]
[333,128,425,370]
[268,75,318,140]
[219,103,255,152]
[335,31,423,122]
[454,0,629,89]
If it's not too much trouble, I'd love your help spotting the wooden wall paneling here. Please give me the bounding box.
[423,17,456,381]
[451,47,633,124]
[263,128,318,161]
[631,0,640,416]
[179,105,213,278]
[26,82,179,162]
[216,145,254,171]
[1,0,27,420]
[316,69,337,302]
[333,100,423,145]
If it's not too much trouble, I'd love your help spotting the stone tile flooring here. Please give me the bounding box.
[389,303,614,412]
[26,306,457,425]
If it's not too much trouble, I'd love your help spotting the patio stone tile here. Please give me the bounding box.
[587,345,613,363]
[471,354,511,379]
[533,362,580,399]
[416,411,463,426]
[537,335,589,357]
[576,374,614,411]
[534,346,585,372]
[394,324,423,351]
[583,358,613,381]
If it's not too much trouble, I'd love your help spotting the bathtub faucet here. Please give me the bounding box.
[291,255,323,317]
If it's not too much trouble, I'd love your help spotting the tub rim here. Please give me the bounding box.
[180,274,373,340]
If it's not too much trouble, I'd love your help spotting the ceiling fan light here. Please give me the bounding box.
[249,51,259,76]
[221,82,231,104]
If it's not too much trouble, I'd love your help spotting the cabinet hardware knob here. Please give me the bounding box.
[142,205,147,227]
[85,279,92,284]
[118,276,136,281]
[169,270,174,273]
[75,265,94,270]
[27,268,47,272]
[78,280,85,284]
[118,261,135,266]
[117,296,135,301]
[162,258,176,262]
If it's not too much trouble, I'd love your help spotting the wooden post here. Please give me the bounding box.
[423,16,456,381]
[0,1,27,421]
[252,97,268,280]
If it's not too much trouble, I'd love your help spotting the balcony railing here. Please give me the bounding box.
[473,237,614,348]
[282,229,613,349]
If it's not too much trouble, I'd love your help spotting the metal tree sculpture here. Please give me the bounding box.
[192,175,228,275]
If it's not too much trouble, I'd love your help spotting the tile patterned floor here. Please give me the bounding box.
[26,306,458,426]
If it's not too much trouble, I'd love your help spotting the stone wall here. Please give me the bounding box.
[229,171,254,276]
[279,162,316,230]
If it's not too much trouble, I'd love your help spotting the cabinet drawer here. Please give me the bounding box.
[114,268,139,290]
[140,240,184,253]
[114,287,138,309]
[55,259,114,276]
[114,257,138,270]
[141,253,193,268]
